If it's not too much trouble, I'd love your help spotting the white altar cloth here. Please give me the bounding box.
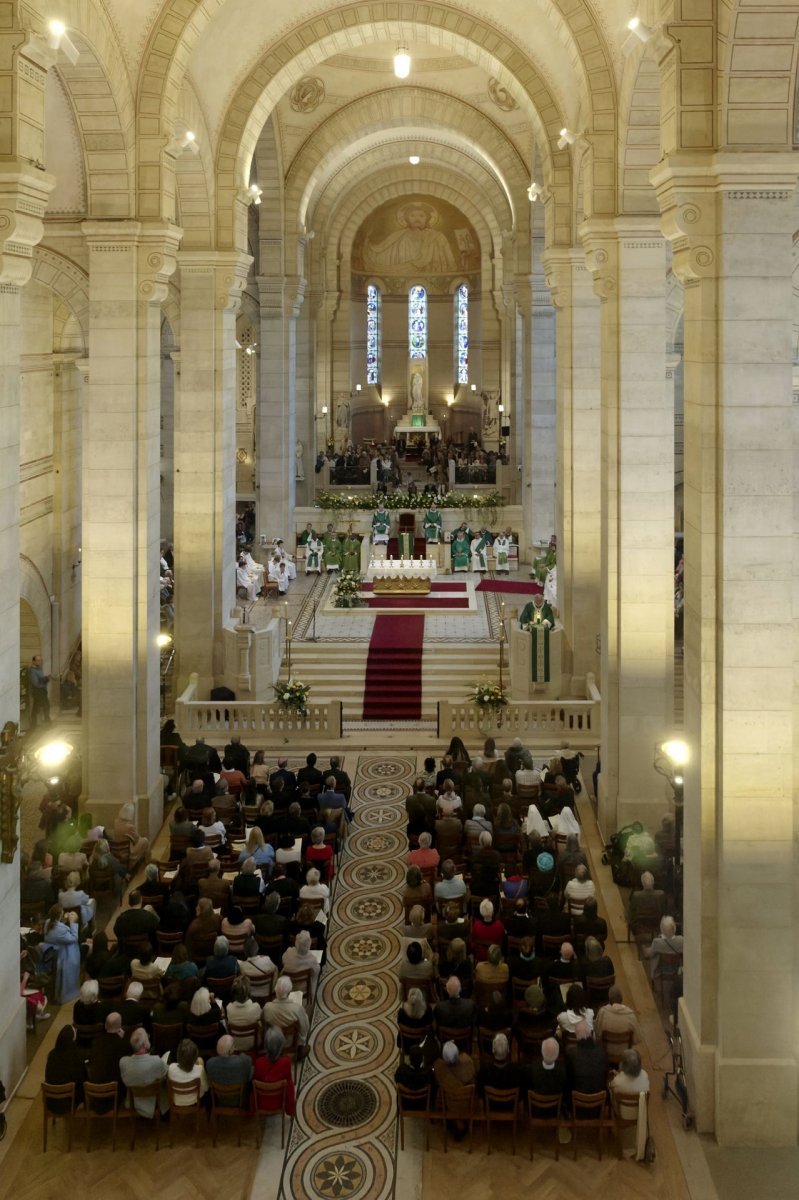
[365,557,438,582]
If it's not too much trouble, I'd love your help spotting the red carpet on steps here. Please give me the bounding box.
[362,615,424,720]
[476,579,543,595]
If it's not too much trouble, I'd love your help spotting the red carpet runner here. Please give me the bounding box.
[362,614,424,720]
[476,578,543,595]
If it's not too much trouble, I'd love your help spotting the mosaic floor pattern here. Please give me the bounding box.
[275,755,414,1200]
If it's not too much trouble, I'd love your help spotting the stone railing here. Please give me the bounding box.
[438,675,600,747]
[175,672,342,741]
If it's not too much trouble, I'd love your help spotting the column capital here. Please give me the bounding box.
[578,219,619,303]
[256,272,306,318]
[651,151,799,286]
[0,165,54,288]
[541,247,583,309]
[178,248,252,313]
[83,220,182,304]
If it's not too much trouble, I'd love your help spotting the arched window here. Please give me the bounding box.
[409,285,427,358]
[455,284,468,383]
[366,284,381,384]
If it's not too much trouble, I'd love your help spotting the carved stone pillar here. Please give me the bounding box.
[81,220,181,836]
[651,151,799,1145]
[257,272,305,538]
[173,251,251,694]
[580,219,673,835]
[543,248,601,683]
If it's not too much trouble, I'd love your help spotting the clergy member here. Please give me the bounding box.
[323,523,343,572]
[236,555,259,602]
[423,502,442,544]
[305,531,323,574]
[470,531,489,572]
[342,528,361,573]
[451,527,470,572]
[519,594,554,628]
[371,504,391,545]
[493,530,511,574]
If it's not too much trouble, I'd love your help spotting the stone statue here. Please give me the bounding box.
[295,439,305,481]
[411,370,424,413]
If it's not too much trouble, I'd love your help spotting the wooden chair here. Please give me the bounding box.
[41,1082,77,1152]
[397,1019,433,1058]
[484,1085,520,1155]
[97,975,127,1004]
[527,1091,561,1161]
[253,1079,288,1148]
[107,839,132,869]
[601,1029,635,1068]
[436,1023,473,1055]
[515,1028,550,1064]
[74,1021,104,1048]
[477,1025,512,1066]
[210,1081,254,1146]
[119,933,152,961]
[206,974,237,1003]
[167,1078,203,1147]
[610,1088,648,1159]
[283,967,314,1009]
[437,1082,479,1153]
[128,1080,164,1149]
[153,859,178,883]
[152,1021,184,1057]
[653,951,683,1005]
[228,1020,261,1052]
[83,1081,127,1152]
[570,1089,610,1160]
[396,1082,431,1151]
[89,866,115,900]
[474,979,507,1011]
[225,927,251,958]
[585,974,615,1010]
[236,893,262,916]
[403,897,432,925]
[541,933,570,956]
[400,975,435,1006]
[256,932,286,960]
[510,976,535,1011]
[186,1020,222,1055]
[156,928,184,955]
[169,835,191,860]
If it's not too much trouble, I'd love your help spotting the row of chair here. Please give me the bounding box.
[41,1077,290,1153]
[397,1081,646,1160]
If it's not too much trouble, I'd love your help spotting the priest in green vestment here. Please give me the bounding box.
[298,522,315,546]
[493,532,511,573]
[519,596,554,628]
[342,529,361,573]
[371,505,390,545]
[451,529,471,572]
[323,523,343,572]
[423,504,442,543]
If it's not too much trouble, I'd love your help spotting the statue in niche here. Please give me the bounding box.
[482,390,500,438]
[363,201,457,275]
[295,440,305,481]
[336,398,351,431]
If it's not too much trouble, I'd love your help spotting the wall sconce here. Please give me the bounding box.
[72,545,82,577]
[47,19,80,64]
[321,405,328,415]
[498,403,505,413]
[557,128,575,150]
[470,384,477,392]
[247,183,263,206]
[355,384,362,392]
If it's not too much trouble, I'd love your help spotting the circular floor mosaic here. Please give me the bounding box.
[311,1151,366,1197]
[316,1080,379,1129]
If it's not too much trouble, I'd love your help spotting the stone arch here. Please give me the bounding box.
[284,87,529,235]
[31,246,89,354]
[174,80,215,250]
[210,9,581,253]
[717,0,799,149]
[617,42,662,216]
[253,116,285,277]
[19,555,52,671]
[51,0,136,217]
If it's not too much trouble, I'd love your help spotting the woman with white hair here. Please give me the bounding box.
[299,865,330,914]
[204,935,240,988]
[471,898,505,963]
[253,1026,296,1115]
[111,802,149,870]
[305,825,335,880]
[189,986,221,1027]
[88,837,129,895]
[281,928,321,984]
[610,1048,651,1160]
[406,830,440,871]
[72,978,104,1030]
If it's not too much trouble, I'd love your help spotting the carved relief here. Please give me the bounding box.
[290,76,326,113]
[487,78,517,112]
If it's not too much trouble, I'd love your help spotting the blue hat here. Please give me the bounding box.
[536,851,554,872]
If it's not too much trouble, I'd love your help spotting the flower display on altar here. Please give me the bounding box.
[315,490,503,515]
[333,570,364,608]
[274,678,311,716]
[467,680,508,710]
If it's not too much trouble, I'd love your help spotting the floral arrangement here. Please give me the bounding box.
[315,490,503,514]
[274,678,311,716]
[333,570,364,608]
[467,680,508,710]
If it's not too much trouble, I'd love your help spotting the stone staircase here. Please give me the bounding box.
[281,638,500,722]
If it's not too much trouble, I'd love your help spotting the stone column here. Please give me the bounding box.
[51,355,83,673]
[651,152,799,1145]
[580,219,673,835]
[530,253,556,545]
[257,273,305,539]
[81,221,181,836]
[173,252,251,694]
[543,248,602,684]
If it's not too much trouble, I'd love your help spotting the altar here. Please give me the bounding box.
[365,557,437,594]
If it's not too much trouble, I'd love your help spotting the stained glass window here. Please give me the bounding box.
[366,284,381,384]
[456,284,468,383]
[409,285,427,359]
